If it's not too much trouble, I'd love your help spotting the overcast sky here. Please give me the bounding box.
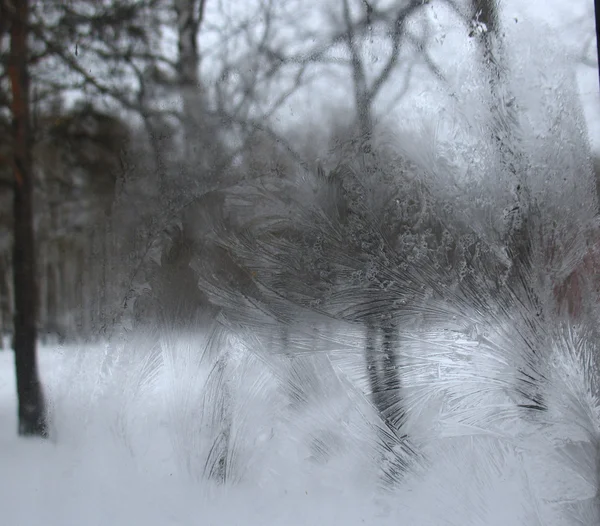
[197,0,599,154]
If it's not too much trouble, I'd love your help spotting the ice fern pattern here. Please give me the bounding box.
[84,16,600,526]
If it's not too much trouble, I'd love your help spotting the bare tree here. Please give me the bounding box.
[0,1,176,436]
[174,0,208,163]
[4,0,47,437]
[336,0,426,143]
[245,0,442,153]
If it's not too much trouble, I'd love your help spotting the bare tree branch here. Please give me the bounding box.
[366,0,423,103]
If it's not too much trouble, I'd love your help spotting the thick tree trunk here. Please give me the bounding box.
[341,0,373,146]
[5,256,15,346]
[595,0,600,88]
[472,0,519,171]
[76,246,85,340]
[0,255,8,349]
[46,259,57,339]
[473,0,547,414]
[0,262,4,351]
[38,242,47,343]
[7,0,47,437]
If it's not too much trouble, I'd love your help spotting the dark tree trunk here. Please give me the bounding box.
[7,0,47,437]
[365,321,403,428]
[365,320,406,484]
[174,0,208,168]
[0,256,7,350]
[381,324,402,425]
[365,322,381,410]
[471,0,546,414]
[595,0,600,88]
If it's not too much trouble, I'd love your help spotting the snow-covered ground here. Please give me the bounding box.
[0,321,597,526]
[0,6,597,524]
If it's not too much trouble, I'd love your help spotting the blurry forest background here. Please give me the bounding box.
[1,2,600,518]
[0,0,598,349]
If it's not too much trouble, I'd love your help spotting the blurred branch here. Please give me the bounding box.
[406,31,448,88]
[365,1,421,103]
[342,0,368,115]
[381,58,417,115]
[28,16,175,123]
[32,27,138,109]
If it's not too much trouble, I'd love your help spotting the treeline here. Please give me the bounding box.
[0,101,315,344]
[0,100,448,344]
[1,0,598,437]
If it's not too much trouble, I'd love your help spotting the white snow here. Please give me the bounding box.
[0,324,596,526]
[0,2,597,525]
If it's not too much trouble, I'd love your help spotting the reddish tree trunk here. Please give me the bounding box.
[553,231,600,320]
[7,0,47,437]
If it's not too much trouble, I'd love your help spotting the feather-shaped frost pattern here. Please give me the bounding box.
[105,16,600,526]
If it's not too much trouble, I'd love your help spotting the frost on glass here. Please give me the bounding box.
[32,10,600,526]
[117,16,600,518]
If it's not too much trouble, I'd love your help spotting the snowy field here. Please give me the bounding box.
[0,321,597,526]
[0,2,598,524]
